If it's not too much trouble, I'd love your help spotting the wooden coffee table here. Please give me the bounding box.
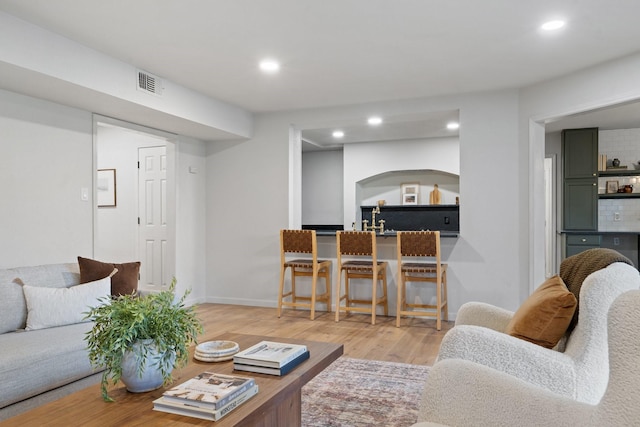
[4,333,343,427]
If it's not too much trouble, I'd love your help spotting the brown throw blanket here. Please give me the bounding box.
[559,248,634,332]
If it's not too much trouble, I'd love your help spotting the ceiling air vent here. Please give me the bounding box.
[137,70,162,96]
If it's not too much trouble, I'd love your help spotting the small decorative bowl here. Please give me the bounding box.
[194,340,240,362]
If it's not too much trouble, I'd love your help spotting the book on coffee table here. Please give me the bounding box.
[161,372,255,410]
[234,349,310,376]
[233,340,308,368]
[153,384,259,421]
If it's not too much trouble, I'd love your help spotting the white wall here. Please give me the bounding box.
[206,90,523,315]
[0,89,93,268]
[0,89,208,305]
[205,116,289,306]
[302,150,343,225]
[175,136,207,305]
[1,83,521,317]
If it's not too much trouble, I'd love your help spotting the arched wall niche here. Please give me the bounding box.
[357,169,459,206]
[355,169,459,229]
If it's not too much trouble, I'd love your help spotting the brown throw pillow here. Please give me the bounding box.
[78,256,140,296]
[505,275,577,349]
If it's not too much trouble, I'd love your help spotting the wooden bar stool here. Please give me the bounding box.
[396,230,448,330]
[277,229,332,320]
[335,230,388,325]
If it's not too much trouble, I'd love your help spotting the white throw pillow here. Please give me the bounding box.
[22,275,112,331]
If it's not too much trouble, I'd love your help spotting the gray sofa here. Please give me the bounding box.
[0,263,104,421]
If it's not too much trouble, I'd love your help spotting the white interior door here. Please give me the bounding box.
[138,146,167,290]
[544,156,556,278]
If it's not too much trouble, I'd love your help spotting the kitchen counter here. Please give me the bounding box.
[315,230,459,238]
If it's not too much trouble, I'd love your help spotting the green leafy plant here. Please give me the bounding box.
[84,278,203,401]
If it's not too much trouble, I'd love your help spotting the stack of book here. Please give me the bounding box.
[153,372,257,421]
[233,340,310,376]
[599,154,607,171]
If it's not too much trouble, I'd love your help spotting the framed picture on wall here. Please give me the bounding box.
[403,193,418,205]
[97,169,117,207]
[401,182,419,205]
[401,182,419,195]
[606,180,619,194]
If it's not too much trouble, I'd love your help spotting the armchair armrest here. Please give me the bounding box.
[455,301,514,332]
[417,359,593,427]
[437,324,577,398]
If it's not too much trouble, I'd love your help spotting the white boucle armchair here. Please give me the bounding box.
[412,289,640,427]
[435,262,640,404]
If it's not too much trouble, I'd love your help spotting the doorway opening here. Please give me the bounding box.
[93,116,176,292]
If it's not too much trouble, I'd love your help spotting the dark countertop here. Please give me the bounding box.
[315,230,459,238]
[561,230,640,235]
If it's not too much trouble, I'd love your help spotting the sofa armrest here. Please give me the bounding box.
[454,301,514,332]
[417,359,593,427]
[436,324,577,398]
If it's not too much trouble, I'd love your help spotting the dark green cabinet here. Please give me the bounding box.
[565,234,601,257]
[563,128,598,179]
[563,179,598,230]
[562,128,598,231]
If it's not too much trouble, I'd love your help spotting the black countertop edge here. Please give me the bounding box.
[360,204,460,209]
[315,230,459,238]
[561,230,640,235]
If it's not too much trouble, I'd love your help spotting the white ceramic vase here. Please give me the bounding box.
[120,339,173,393]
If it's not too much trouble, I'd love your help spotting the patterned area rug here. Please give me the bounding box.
[301,357,430,427]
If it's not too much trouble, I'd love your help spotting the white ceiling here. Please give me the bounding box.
[2,0,640,142]
[302,109,459,151]
[545,100,640,134]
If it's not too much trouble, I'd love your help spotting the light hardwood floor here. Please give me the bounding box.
[196,304,453,366]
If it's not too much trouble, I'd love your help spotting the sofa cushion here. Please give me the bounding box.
[78,256,140,296]
[22,273,113,331]
[505,275,577,349]
[0,322,98,409]
[0,263,80,334]
[0,275,26,335]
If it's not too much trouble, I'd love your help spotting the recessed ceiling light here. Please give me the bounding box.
[541,20,565,31]
[447,122,460,130]
[332,130,344,138]
[259,59,280,73]
[367,116,383,125]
